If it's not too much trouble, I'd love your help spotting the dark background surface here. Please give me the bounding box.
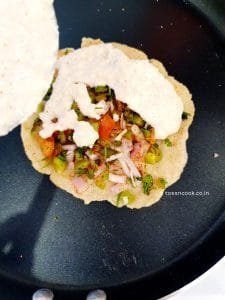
[0,0,225,299]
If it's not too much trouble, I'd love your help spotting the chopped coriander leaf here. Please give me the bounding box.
[182,111,191,120]
[164,138,172,147]
[142,174,153,195]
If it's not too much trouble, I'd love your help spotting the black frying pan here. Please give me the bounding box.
[0,1,225,299]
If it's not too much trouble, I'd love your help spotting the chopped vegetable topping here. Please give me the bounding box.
[32,84,169,202]
[142,174,153,195]
[182,111,191,120]
[74,159,90,175]
[141,127,155,144]
[71,102,84,121]
[99,113,116,140]
[124,109,145,127]
[145,144,162,164]
[75,148,84,160]
[43,85,53,101]
[154,178,167,189]
[95,170,109,189]
[164,138,172,147]
[53,155,67,173]
[95,85,108,93]
[124,129,133,140]
[116,190,136,207]
[37,136,55,158]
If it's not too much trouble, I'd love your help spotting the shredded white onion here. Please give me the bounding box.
[72,176,88,193]
[106,153,123,162]
[66,150,74,162]
[120,113,126,129]
[110,183,127,194]
[94,164,106,177]
[123,155,141,177]
[109,173,126,184]
[110,101,114,112]
[62,144,76,151]
[67,161,75,170]
[115,129,127,141]
[86,150,99,161]
[113,113,119,122]
[121,138,133,153]
[118,157,130,177]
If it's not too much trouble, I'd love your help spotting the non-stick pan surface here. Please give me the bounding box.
[0,0,225,299]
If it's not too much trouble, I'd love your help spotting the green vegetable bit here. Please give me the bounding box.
[182,111,191,120]
[95,170,109,189]
[75,148,84,160]
[142,174,153,195]
[74,159,90,175]
[43,85,53,101]
[53,155,67,173]
[114,140,122,147]
[116,190,136,207]
[90,121,99,132]
[95,93,108,101]
[37,101,45,113]
[155,178,167,189]
[124,110,145,127]
[133,114,145,127]
[145,144,162,164]
[31,118,42,133]
[71,102,84,120]
[103,146,115,159]
[87,168,95,179]
[124,129,133,140]
[58,132,66,144]
[164,138,172,147]
[94,85,108,93]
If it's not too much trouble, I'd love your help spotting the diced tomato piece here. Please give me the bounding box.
[99,114,116,140]
[37,135,55,158]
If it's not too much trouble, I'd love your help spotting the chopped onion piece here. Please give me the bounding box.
[86,150,99,161]
[66,150,74,162]
[110,183,127,194]
[113,113,119,122]
[106,153,123,162]
[62,144,76,151]
[94,164,106,177]
[118,157,131,177]
[120,113,126,129]
[115,129,127,141]
[110,101,114,112]
[67,161,75,170]
[109,173,126,184]
[123,155,141,177]
[72,176,88,193]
